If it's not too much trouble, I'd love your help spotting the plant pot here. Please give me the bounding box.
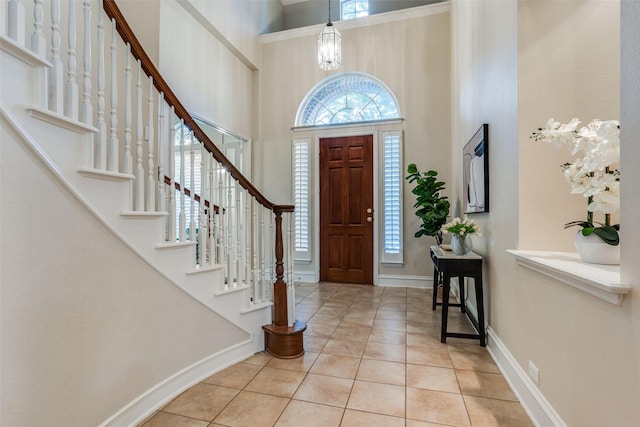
[451,234,473,256]
[574,231,620,265]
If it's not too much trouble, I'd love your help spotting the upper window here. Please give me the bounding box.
[341,0,369,20]
[295,72,400,127]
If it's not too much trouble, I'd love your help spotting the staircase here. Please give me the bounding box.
[1,0,300,425]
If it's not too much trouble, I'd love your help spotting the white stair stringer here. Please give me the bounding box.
[1,41,272,356]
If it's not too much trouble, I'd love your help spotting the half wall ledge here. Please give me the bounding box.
[507,250,631,305]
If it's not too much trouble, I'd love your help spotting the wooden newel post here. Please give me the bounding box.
[273,210,287,326]
[262,206,306,358]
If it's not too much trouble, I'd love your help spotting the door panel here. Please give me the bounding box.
[320,135,374,284]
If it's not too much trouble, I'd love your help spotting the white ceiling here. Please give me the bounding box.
[280,0,308,5]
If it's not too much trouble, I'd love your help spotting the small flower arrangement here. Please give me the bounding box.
[441,217,482,237]
[531,118,620,246]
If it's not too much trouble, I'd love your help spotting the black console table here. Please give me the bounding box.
[430,246,486,346]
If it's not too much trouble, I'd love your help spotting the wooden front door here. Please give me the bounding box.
[319,135,374,284]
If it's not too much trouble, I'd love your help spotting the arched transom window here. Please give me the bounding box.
[296,72,401,127]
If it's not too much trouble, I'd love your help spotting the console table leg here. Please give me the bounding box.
[440,275,450,343]
[475,276,486,346]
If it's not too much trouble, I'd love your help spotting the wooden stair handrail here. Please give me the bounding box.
[163,175,223,214]
[103,0,293,215]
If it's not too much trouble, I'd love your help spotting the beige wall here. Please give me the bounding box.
[118,0,161,65]
[519,0,621,251]
[259,5,451,281]
[452,0,640,425]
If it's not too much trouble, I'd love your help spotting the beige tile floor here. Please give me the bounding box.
[141,283,534,427]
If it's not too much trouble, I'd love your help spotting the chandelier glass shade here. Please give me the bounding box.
[317,2,342,71]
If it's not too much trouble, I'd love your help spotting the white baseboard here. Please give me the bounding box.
[100,339,257,427]
[377,274,433,289]
[292,271,318,284]
[486,327,567,427]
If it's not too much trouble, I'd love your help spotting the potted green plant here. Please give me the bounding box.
[405,164,450,246]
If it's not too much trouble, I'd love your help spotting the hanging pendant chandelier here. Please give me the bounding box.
[317,0,342,71]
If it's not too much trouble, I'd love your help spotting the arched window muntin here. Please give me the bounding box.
[295,72,401,127]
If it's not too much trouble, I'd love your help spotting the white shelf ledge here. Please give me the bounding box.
[507,250,630,305]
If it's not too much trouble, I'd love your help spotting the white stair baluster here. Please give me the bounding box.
[168,107,177,242]
[123,44,132,175]
[95,0,106,169]
[107,18,118,172]
[189,131,195,242]
[145,78,155,211]
[31,0,47,109]
[218,164,227,287]
[49,0,63,113]
[157,94,166,233]
[208,153,216,264]
[252,199,259,303]
[64,0,78,120]
[80,0,92,126]
[269,213,275,300]
[134,60,144,210]
[260,207,266,302]
[8,0,25,46]
[244,190,251,291]
[287,213,295,326]
[235,182,241,286]
[198,143,206,265]
[226,172,233,286]
[178,121,186,242]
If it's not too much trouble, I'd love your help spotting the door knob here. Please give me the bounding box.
[367,217,373,223]
[366,208,373,214]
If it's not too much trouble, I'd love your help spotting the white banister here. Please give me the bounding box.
[107,18,118,172]
[31,0,45,55]
[80,0,92,125]
[168,107,177,242]
[123,44,132,175]
[269,213,275,290]
[287,212,295,326]
[226,173,233,286]
[235,182,241,285]
[134,59,144,210]
[48,0,63,113]
[178,121,186,241]
[244,189,251,289]
[198,142,207,265]
[157,93,166,218]
[145,78,155,211]
[64,0,78,120]
[219,166,228,286]
[207,153,215,263]
[252,199,259,303]
[95,0,106,169]
[31,0,48,109]
[189,132,195,241]
[260,207,266,302]
[8,0,25,46]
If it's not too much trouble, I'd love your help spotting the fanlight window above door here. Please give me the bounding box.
[296,72,401,127]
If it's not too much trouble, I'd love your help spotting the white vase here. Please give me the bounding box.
[451,234,473,256]
[574,231,620,265]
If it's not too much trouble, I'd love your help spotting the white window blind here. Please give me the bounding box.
[381,131,403,264]
[292,138,311,262]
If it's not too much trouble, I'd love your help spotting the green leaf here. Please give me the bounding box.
[581,227,594,236]
[593,225,620,246]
